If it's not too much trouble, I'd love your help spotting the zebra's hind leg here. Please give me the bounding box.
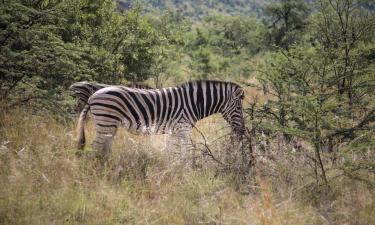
[92,125,118,161]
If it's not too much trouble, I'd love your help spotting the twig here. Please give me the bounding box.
[192,125,228,166]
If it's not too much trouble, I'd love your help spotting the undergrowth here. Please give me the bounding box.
[0,109,374,225]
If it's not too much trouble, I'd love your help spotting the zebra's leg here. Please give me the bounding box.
[166,134,181,164]
[180,133,198,168]
[92,125,118,160]
[167,134,193,167]
[168,122,196,167]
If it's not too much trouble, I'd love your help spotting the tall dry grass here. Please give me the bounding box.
[0,108,374,225]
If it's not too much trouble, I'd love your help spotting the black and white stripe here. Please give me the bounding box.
[77,80,245,160]
[69,81,151,115]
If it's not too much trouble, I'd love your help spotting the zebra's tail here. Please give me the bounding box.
[77,104,90,150]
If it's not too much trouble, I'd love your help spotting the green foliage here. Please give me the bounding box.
[253,0,375,185]
[311,0,375,105]
[119,8,157,81]
[0,1,77,110]
[263,0,310,49]
[0,0,190,110]
[146,10,191,87]
[185,15,266,79]
[0,0,120,110]
[119,0,271,19]
[205,15,266,56]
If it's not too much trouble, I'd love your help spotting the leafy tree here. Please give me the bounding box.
[118,8,157,82]
[148,11,191,87]
[253,0,375,185]
[0,0,78,110]
[312,0,375,109]
[122,0,270,19]
[263,0,309,49]
[60,0,125,83]
[204,15,266,56]
[0,0,126,111]
[0,0,182,111]
[186,15,266,80]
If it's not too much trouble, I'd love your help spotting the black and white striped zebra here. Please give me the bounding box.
[69,81,152,115]
[76,80,245,161]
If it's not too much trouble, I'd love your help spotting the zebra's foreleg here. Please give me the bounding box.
[168,122,196,168]
[166,134,182,165]
[180,134,198,168]
[92,126,118,160]
[166,134,194,167]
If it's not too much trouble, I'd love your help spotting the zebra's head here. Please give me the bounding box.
[69,81,106,114]
[221,85,246,137]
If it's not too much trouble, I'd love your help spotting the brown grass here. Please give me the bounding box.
[0,108,374,225]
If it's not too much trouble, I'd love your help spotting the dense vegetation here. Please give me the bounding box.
[118,0,271,18]
[1,0,375,224]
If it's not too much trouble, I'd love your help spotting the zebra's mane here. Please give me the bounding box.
[70,81,109,88]
[71,81,152,89]
[179,80,242,89]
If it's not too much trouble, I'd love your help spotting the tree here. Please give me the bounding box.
[204,15,266,57]
[0,0,78,110]
[0,0,124,111]
[313,0,375,109]
[59,0,126,83]
[253,0,375,184]
[0,0,193,111]
[263,0,309,49]
[148,11,190,87]
[186,15,266,80]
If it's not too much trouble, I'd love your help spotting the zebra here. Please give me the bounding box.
[76,80,246,163]
[69,81,152,115]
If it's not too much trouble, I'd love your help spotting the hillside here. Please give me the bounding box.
[117,0,272,18]
[117,0,374,19]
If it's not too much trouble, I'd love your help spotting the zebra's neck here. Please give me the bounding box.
[178,81,230,122]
